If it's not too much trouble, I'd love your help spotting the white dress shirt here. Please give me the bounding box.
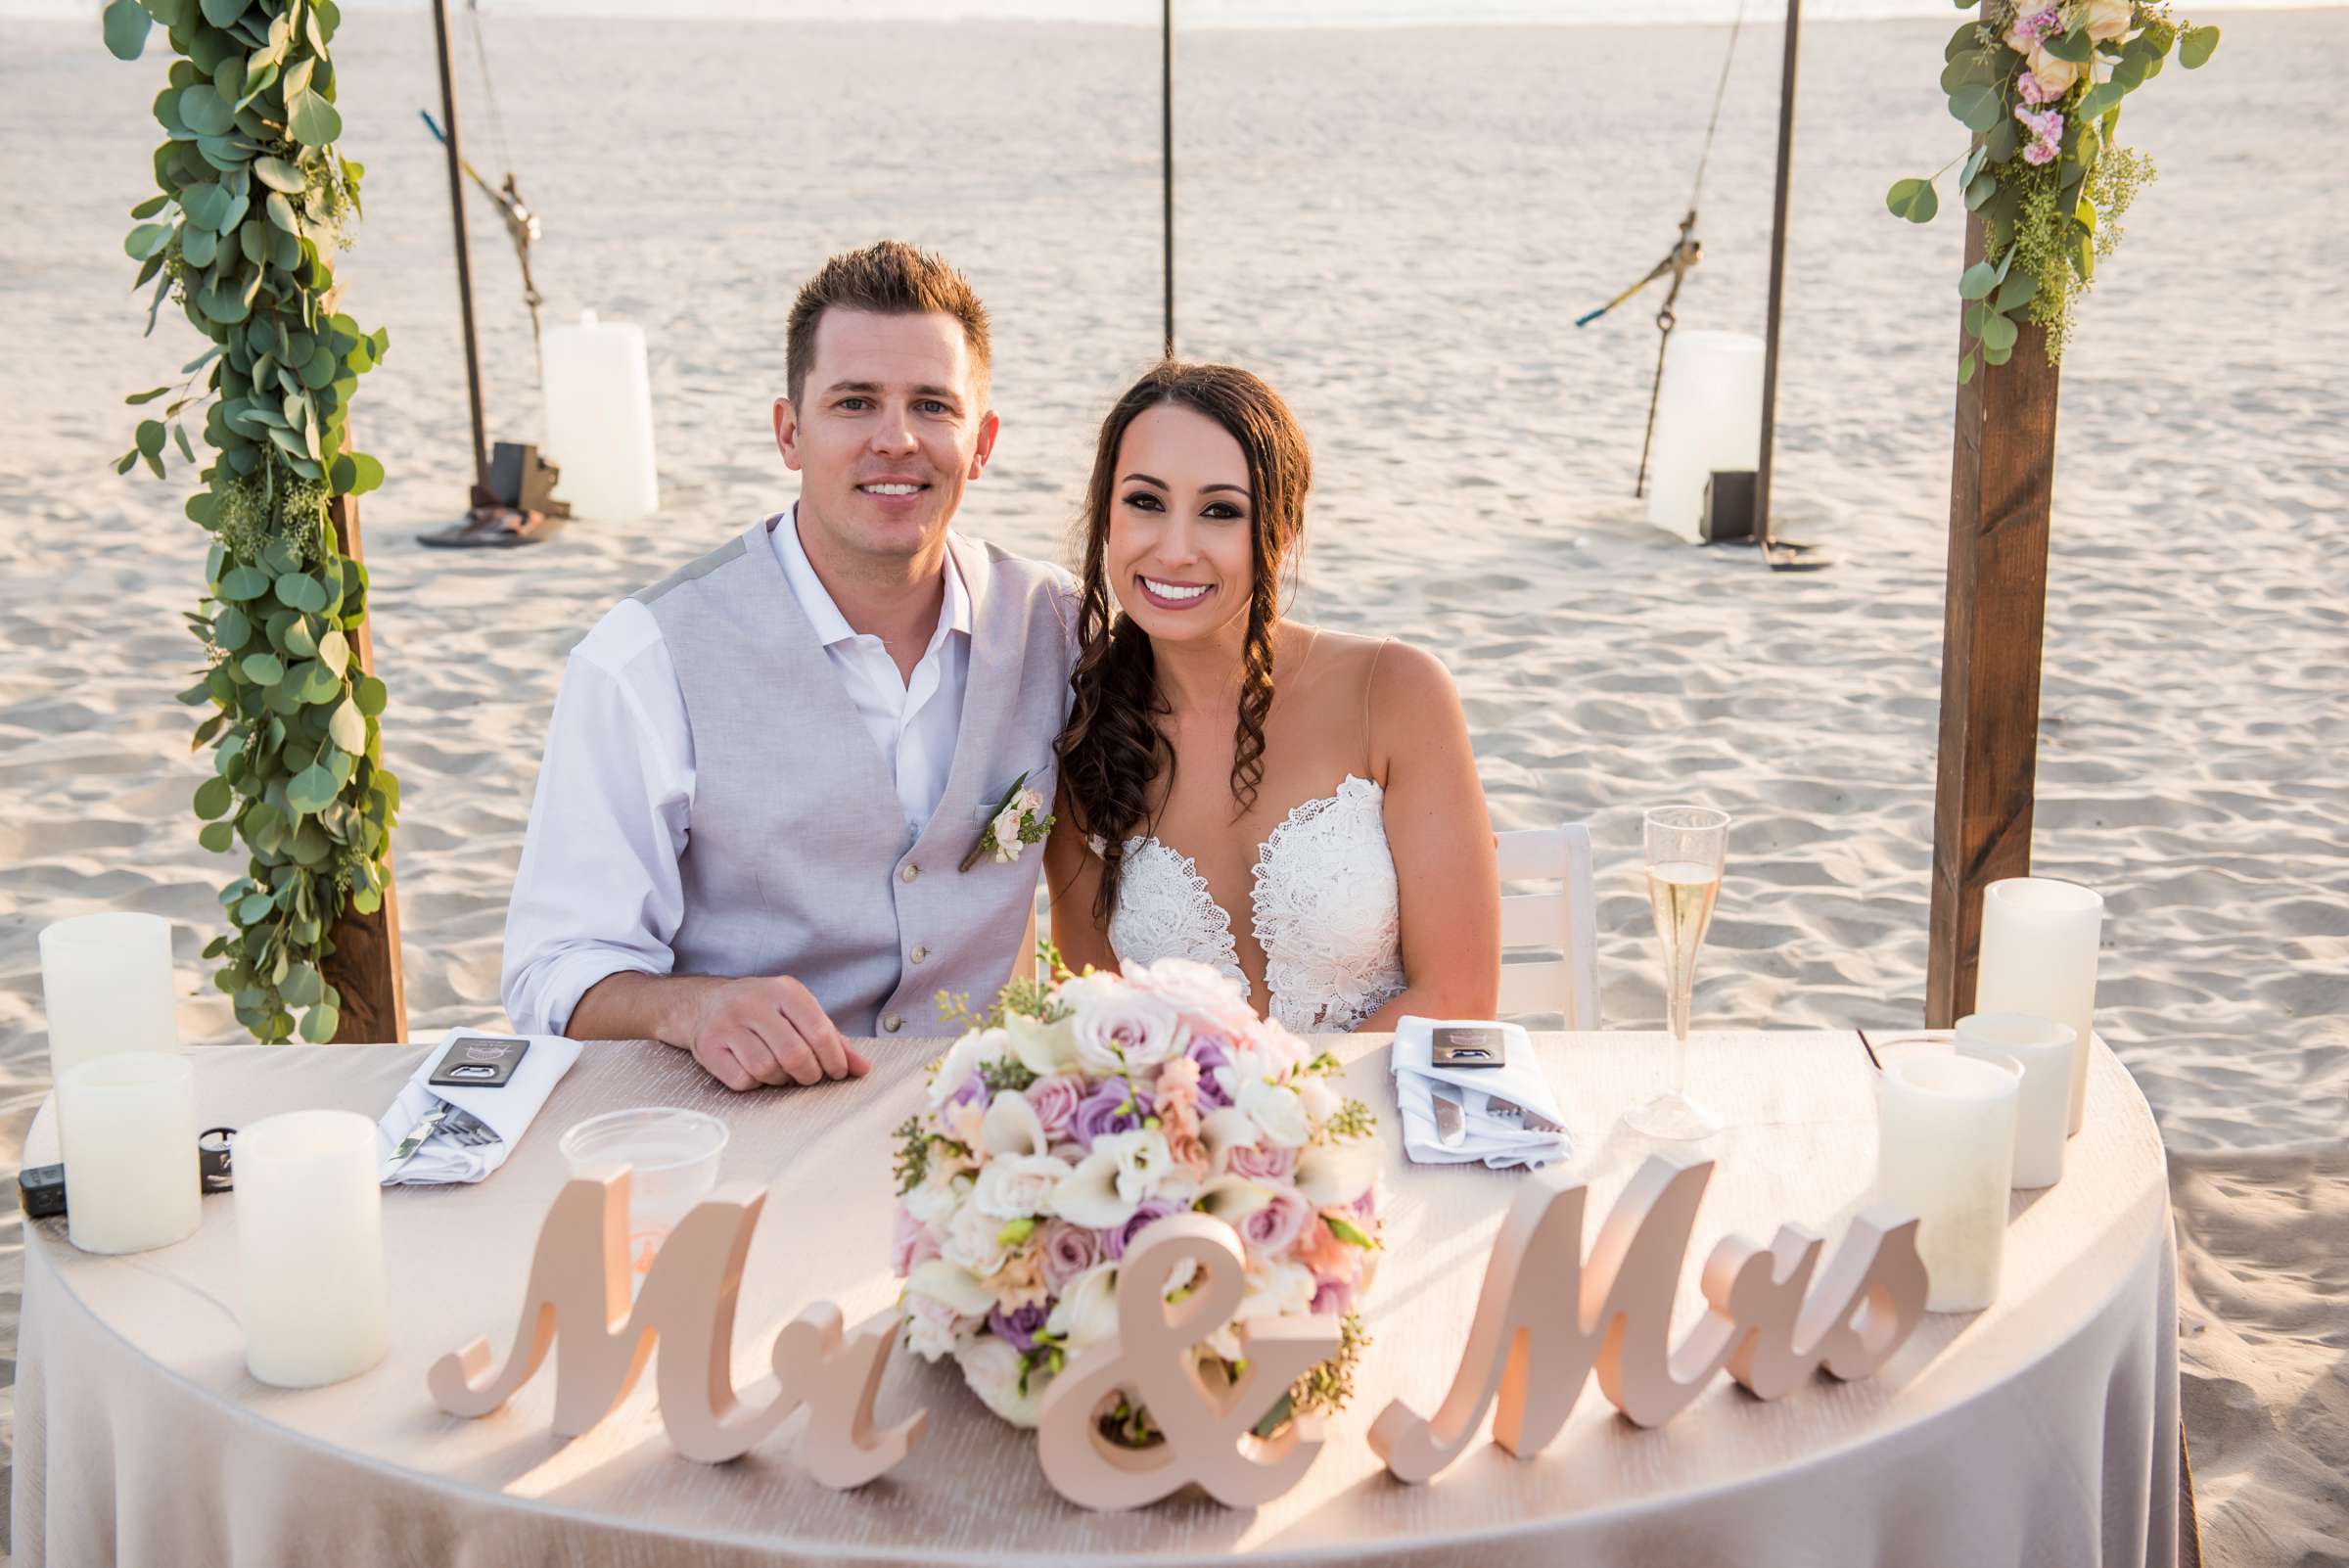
[501,508,973,1036]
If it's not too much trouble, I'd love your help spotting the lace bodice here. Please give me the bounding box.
[1104,774,1405,1033]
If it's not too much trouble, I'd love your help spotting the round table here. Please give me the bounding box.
[12,1031,2178,1567]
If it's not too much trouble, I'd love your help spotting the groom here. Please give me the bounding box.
[501,242,1076,1090]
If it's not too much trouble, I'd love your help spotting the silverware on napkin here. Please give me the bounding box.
[381,1103,452,1178]
[1487,1094,1567,1135]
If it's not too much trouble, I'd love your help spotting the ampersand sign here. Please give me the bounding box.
[1035,1214,1340,1510]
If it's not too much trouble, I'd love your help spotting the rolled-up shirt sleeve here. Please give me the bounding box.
[500,600,694,1037]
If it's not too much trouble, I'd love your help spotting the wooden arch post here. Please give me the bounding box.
[1925,169,2061,1028]
[323,472,409,1044]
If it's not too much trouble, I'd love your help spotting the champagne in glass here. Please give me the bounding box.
[1625,806,1729,1140]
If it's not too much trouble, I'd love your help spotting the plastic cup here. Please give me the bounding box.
[558,1107,727,1277]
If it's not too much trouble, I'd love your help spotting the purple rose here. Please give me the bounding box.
[1349,1185,1379,1221]
[1073,1081,1152,1148]
[1309,1279,1354,1317]
[1026,1073,1085,1138]
[1102,1199,1183,1262]
[987,1301,1049,1354]
[948,1071,989,1109]
[1239,1189,1313,1257]
[1186,1036,1234,1108]
[1039,1220,1099,1293]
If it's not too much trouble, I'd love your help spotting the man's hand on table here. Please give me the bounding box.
[567,971,874,1092]
[686,976,873,1091]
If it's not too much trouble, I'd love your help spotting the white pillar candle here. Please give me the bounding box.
[39,912,181,1082]
[1956,1013,2076,1190]
[1875,1052,2019,1313]
[1975,877,2102,1134]
[234,1110,389,1388]
[56,1051,202,1255]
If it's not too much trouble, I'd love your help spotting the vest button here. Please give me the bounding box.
[882,1014,903,1034]
[910,945,929,964]
[899,863,919,884]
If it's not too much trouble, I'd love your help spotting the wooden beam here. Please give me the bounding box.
[323,481,409,1044]
[1926,195,2061,1027]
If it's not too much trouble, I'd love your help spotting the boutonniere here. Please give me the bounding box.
[960,770,1054,872]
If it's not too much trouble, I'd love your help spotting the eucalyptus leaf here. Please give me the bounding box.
[194,775,233,819]
[2043,26,2093,64]
[287,87,342,147]
[1885,177,1939,223]
[353,673,388,716]
[178,83,236,137]
[1980,311,2019,352]
[253,155,304,193]
[241,650,284,684]
[2180,25,2218,68]
[214,604,252,648]
[200,0,248,23]
[1964,172,1998,210]
[317,628,350,676]
[1985,116,2020,163]
[265,190,298,232]
[235,892,276,924]
[299,1003,339,1043]
[182,222,218,267]
[328,697,366,752]
[136,419,167,457]
[102,0,153,60]
[1948,82,2003,133]
[124,222,173,259]
[1995,268,2040,311]
[198,820,235,853]
[286,763,337,815]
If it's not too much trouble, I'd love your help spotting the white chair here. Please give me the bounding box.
[1495,824,1600,1030]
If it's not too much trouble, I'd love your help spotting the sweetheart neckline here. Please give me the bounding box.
[1121,774,1384,1001]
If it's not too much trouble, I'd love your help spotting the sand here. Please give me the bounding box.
[1,7,2343,1560]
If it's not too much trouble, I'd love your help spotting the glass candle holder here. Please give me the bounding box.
[560,1107,728,1278]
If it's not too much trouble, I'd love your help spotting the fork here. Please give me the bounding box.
[438,1103,502,1147]
[1486,1094,1566,1136]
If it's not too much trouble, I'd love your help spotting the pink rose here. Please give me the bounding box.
[1038,1219,1100,1294]
[1310,1279,1354,1317]
[1227,1139,1298,1182]
[892,1205,941,1277]
[1238,1189,1313,1257]
[1154,1057,1203,1136]
[1025,1073,1085,1138]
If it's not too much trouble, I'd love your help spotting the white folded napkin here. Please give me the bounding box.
[1391,1017,1572,1171]
[375,1028,583,1185]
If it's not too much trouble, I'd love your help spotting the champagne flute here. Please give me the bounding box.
[1625,805,1729,1140]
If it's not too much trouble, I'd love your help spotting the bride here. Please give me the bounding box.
[1044,362,1499,1033]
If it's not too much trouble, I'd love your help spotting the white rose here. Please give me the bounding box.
[1237,1260,1317,1324]
[927,1028,1012,1108]
[1069,986,1187,1075]
[1044,1262,1122,1349]
[942,1199,1014,1277]
[1237,1074,1312,1149]
[979,1089,1048,1158]
[902,1293,971,1362]
[902,1174,962,1227]
[1054,1149,1140,1229]
[1295,1141,1377,1208]
[1006,1010,1081,1076]
[955,1335,1045,1428]
[973,1151,1072,1220]
[2081,0,2131,42]
[1122,956,1258,1035]
[1296,1075,1341,1126]
[2026,45,2081,99]
[990,804,1025,862]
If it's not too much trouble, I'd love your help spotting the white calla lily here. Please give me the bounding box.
[1053,1149,1140,1229]
[980,1089,1048,1157]
[904,1259,995,1316]
[1294,1140,1378,1208]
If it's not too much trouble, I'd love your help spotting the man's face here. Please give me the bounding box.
[774,308,997,573]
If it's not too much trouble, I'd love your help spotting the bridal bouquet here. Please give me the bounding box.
[892,949,1380,1438]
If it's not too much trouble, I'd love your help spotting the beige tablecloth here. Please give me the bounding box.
[11,1032,2176,1567]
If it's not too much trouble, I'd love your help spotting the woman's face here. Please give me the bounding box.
[1104,402,1257,647]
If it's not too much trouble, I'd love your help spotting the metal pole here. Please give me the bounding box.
[1755,0,1799,551]
[432,0,490,497]
[1162,0,1174,361]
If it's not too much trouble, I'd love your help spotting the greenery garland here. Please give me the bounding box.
[104,0,400,1043]
[1886,1,2219,382]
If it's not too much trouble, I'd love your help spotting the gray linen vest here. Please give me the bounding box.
[635,516,1075,1039]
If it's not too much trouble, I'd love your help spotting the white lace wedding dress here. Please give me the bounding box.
[1099,773,1405,1033]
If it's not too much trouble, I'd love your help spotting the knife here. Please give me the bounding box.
[1429,1083,1468,1148]
[380,1101,451,1180]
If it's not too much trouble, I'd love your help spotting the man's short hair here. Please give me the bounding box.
[786,241,992,408]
